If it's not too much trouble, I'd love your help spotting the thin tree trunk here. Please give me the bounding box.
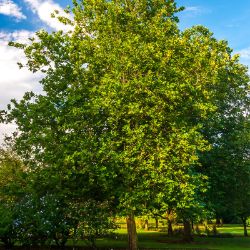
[155,217,158,230]
[166,209,174,236]
[243,222,248,237]
[216,217,221,225]
[183,219,193,242]
[2,237,13,250]
[144,219,149,231]
[242,217,248,237]
[167,219,173,236]
[212,223,217,235]
[126,212,138,250]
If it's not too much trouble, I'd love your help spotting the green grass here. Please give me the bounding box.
[67,226,250,250]
[217,224,247,235]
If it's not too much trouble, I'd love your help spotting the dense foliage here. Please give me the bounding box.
[0,0,249,249]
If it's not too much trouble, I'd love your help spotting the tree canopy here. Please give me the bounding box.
[1,0,249,249]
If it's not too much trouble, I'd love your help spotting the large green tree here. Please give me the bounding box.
[4,0,249,248]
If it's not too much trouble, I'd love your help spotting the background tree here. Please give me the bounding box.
[201,116,250,235]
[198,48,250,234]
[0,147,27,248]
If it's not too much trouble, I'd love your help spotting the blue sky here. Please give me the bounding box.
[177,0,250,54]
[1,0,250,143]
[2,0,250,52]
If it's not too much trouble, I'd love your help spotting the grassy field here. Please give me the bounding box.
[67,225,250,250]
[1,224,249,249]
[217,224,247,235]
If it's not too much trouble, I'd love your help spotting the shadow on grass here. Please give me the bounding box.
[0,248,213,250]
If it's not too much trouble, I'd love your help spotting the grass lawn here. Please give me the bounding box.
[67,226,250,250]
[217,224,247,235]
[1,225,248,249]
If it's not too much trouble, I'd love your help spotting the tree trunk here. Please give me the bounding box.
[126,212,138,250]
[144,219,149,231]
[212,223,217,235]
[166,209,174,236]
[2,237,14,250]
[216,217,221,225]
[167,219,173,236]
[242,217,248,237]
[155,217,158,230]
[183,219,193,242]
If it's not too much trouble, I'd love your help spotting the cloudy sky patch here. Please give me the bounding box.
[184,6,201,13]
[0,30,43,145]
[0,0,26,20]
[24,0,72,31]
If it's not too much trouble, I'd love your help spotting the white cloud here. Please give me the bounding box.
[24,0,72,31]
[0,30,43,145]
[0,29,34,43]
[0,0,26,20]
[225,24,240,28]
[184,6,200,12]
[237,47,250,59]
[182,6,210,16]
[236,47,250,72]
